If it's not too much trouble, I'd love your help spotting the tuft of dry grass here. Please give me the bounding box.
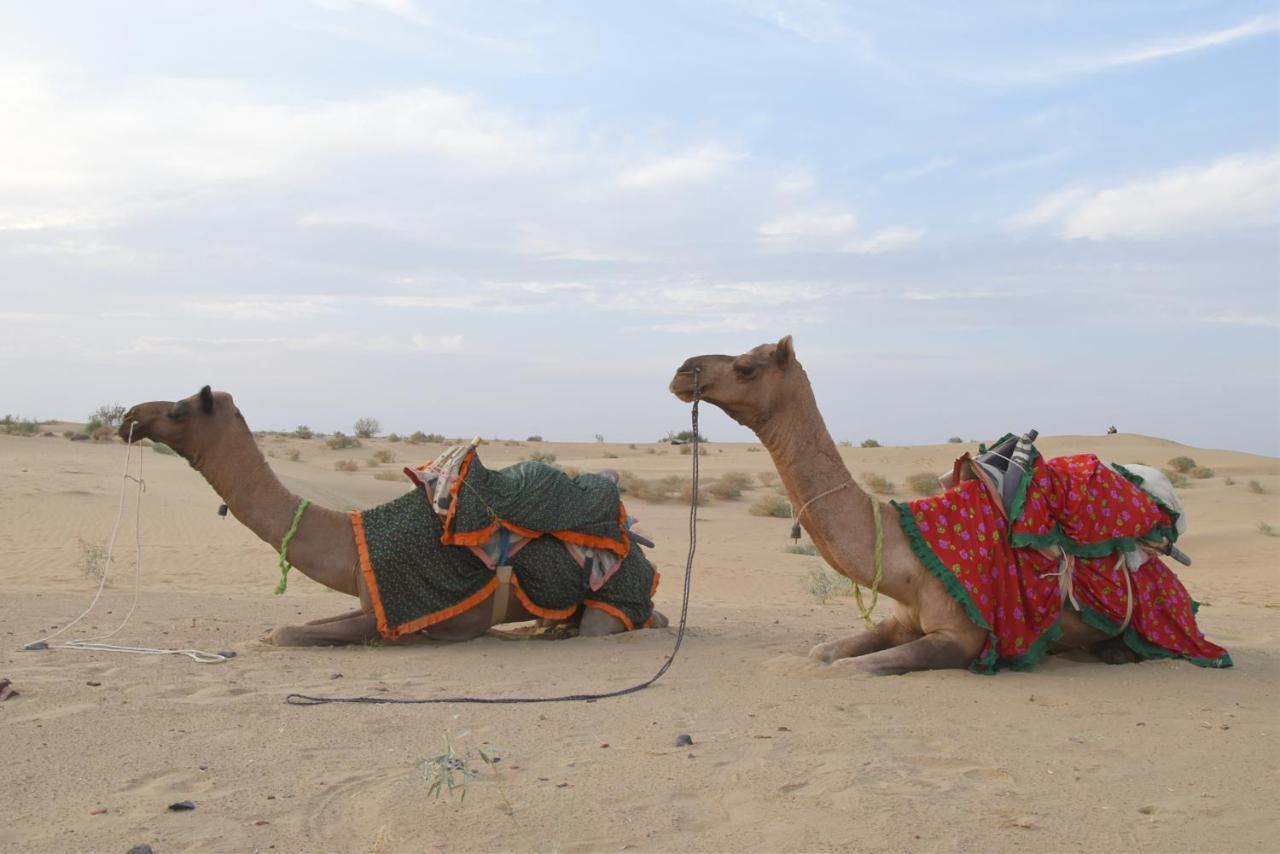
[860,439,881,448]
[1189,466,1214,479]
[783,542,817,556]
[860,472,895,495]
[801,565,853,602]
[1258,522,1278,537]
[285,448,302,462]
[528,450,557,464]
[1248,480,1266,494]
[1164,470,1191,488]
[326,432,361,450]
[750,494,792,518]
[370,449,396,464]
[1167,456,1197,473]
[373,470,403,481]
[77,538,110,580]
[758,471,779,488]
[335,459,360,472]
[905,472,941,496]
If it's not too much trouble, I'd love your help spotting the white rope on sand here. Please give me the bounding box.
[22,425,228,664]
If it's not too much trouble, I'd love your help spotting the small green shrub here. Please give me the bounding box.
[1190,466,1214,479]
[750,494,792,518]
[906,472,941,496]
[335,459,360,472]
[1167,456,1197,473]
[527,435,543,443]
[89,404,126,431]
[353,417,381,438]
[860,439,881,449]
[707,477,743,500]
[662,430,707,444]
[860,472,895,494]
[948,436,963,443]
[293,425,314,439]
[326,432,361,450]
[370,449,395,464]
[387,433,401,443]
[1,415,40,436]
[801,566,853,603]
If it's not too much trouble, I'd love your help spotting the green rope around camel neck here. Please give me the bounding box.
[853,495,883,630]
[274,498,311,595]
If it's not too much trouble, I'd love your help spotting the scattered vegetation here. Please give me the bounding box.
[679,444,708,455]
[617,472,686,503]
[1190,466,1215,479]
[91,425,116,442]
[1164,470,1190,488]
[783,542,818,556]
[370,449,396,464]
[905,472,941,496]
[678,480,711,506]
[335,460,360,472]
[837,439,853,448]
[801,565,853,603]
[1248,480,1267,495]
[326,432,361,450]
[526,435,543,443]
[750,494,792,518]
[293,425,314,440]
[746,446,762,453]
[409,431,446,444]
[758,471,779,488]
[1259,522,1278,538]
[662,429,708,444]
[77,538,110,581]
[387,432,401,443]
[860,472,895,495]
[860,439,881,448]
[1167,456,1197,473]
[285,448,302,462]
[706,475,745,500]
[1224,476,1236,486]
[628,443,638,450]
[353,417,381,439]
[528,451,557,464]
[373,470,403,481]
[1,415,40,436]
[152,442,176,455]
[86,404,126,433]
[948,436,963,443]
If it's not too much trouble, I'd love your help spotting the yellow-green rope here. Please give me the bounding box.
[853,495,883,630]
[274,498,311,595]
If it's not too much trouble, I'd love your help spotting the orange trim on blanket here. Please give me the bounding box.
[649,567,661,598]
[350,511,390,638]
[443,517,543,548]
[510,573,579,621]
[583,600,635,632]
[381,576,499,640]
[440,448,475,540]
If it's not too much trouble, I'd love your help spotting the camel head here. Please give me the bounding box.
[119,385,245,460]
[669,335,799,430]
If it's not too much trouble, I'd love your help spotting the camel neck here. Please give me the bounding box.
[756,372,911,602]
[192,428,358,596]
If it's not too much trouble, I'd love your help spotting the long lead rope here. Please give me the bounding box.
[285,370,702,706]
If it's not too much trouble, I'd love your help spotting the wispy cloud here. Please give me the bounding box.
[188,297,341,321]
[1204,313,1280,329]
[757,210,922,253]
[724,0,850,44]
[124,332,464,357]
[1011,152,1280,239]
[616,144,741,190]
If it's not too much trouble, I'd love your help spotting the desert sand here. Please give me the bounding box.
[2,427,1278,853]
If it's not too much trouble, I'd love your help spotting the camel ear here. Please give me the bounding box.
[774,335,794,367]
[199,385,214,415]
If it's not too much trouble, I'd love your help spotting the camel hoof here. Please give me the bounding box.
[808,642,840,664]
[265,626,296,646]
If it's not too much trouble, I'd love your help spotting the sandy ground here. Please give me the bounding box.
[2,428,1278,853]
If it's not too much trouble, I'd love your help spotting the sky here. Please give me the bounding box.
[1,1,1277,453]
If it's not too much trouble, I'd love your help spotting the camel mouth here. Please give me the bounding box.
[669,374,697,403]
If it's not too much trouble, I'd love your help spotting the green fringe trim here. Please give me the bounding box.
[1075,603,1232,669]
[892,500,1058,675]
[1110,463,1183,541]
[1010,524,1179,558]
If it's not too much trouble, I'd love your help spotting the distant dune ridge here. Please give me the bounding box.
[1,430,1278,851]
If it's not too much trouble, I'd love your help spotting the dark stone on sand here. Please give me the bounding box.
[167,801,196,811]
[22,641,48,650]
[127,846,154,854]
[217,651,236,659]
[675,734,693,747]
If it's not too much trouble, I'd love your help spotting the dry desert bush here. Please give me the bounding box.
[750,494,791,518]
[334,460,360,472]
[860,472,895,494]
[1167,456,1197,473]
[906,472,942,496]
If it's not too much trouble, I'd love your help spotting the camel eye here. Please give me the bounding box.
[733,360,757,379]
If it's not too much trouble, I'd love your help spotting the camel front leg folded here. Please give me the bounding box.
[267,612,382,646]
[303,608,370,626]
[809,616,911,663]
[830,631,980,676]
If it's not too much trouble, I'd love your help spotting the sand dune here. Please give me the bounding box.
[2,430,1278,852]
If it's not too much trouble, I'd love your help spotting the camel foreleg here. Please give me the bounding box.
[830,631,979,676]
[809,616,911,663]
[267,612,382,647]
[303,608,370,626]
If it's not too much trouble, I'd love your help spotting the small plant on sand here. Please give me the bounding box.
[746,445,762,452]
[528,450,557,464]
[152,441,176,455]
[783,542,818,556]
[860,439,881,448]
[373,470,403,481]
[1,415,40,436]
[77,538,110,580]
[293,425,314,439]
[91,425,116,442]
[353,417,381,439]
[326,432,361,450]
[285,448,302,462]
[86,404,126,433]
[602,451,619,459]
[1224,476,1236,486]
[860,472,895,495]
[1248,480,1266,494]
[801,565,853,603]
[837,439,853,448]
[1190,466,1215,479]
[1164,470,1190,488]
[906,472,941,496]
[678,479,710,506]
[948,436,963,443]
[750,494,792,518]
[387,432,401,443]
[526,435,543,443]
[335,459,360,472]
[758,470,779,488]
[679,444,708,455]
[662,429,708,444]
[370,449,395,465]
[1167,456,1197,474]
[1259,522,1279,538]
